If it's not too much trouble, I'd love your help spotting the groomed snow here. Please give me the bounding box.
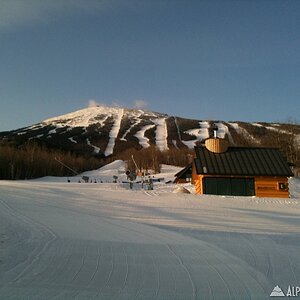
[152,118,169,151]
[104,109,124,156]
[0,163,300,299]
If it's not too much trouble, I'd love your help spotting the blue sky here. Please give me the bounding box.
[0,0,300,131]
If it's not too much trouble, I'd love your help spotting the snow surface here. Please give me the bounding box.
[120,111,143,142]
[252,123,264,127]
[174,117,182,141]
[229,122,260,144]
[43,106,122,128]
[182,121,210,148]
[152,118,169,151]
[1,161,300,299]
[104,109,124,156]
[86,138,100,154]
[214,122,234,145]
[68,137,77,144]
[135,124,156,148]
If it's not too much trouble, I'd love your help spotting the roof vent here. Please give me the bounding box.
[205,138,229,153]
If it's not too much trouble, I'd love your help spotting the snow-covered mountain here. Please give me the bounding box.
[1,105,299,157]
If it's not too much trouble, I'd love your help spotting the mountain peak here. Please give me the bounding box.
[1,106,299,159]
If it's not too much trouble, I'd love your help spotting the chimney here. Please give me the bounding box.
[212,125,218,139]
[205,124,229,153]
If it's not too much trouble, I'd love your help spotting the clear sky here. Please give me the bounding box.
[1,0,300,131]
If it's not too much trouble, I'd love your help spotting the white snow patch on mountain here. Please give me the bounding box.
[16,131,27,135]
[229,122,260,144]
[214,122,234,144]
[174,117,182,141]
[182,121,210,148]
[68,137,77,144]
[43,106,122,128]
[152,118,169,151]
[135,124,156,148]
[86,138,100,154]
[120,111,143,141]
[104,108,124,156]
[48,129,57,134]
[252,123,264,127]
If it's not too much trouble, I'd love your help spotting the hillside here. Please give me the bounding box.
[1,105,299,163]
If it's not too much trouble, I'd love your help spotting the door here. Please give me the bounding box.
[203,177,255,196]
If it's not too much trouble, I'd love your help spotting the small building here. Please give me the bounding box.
[192,138,294,198]
[174,163,192,183]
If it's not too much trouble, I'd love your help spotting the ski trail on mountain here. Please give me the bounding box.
[152,118,169,151]
[120,111,143,141]
[182,121,210,148]
[135,124,156,148]
[105,109,124,156]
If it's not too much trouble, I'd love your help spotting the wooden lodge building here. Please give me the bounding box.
[177,138,294,198]
[174,163,192,184]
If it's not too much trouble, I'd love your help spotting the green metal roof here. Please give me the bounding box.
[194,146,294,177]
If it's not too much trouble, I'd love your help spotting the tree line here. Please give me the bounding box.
[1,128,298,180]
[0,142,194,180]
[0,142,103,180]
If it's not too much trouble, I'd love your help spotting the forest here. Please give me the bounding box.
[0,141,194,180]
[0,125,299,180]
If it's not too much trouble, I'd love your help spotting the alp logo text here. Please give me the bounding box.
[270,285,300,297]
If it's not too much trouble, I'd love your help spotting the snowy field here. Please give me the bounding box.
[1,162,300,299]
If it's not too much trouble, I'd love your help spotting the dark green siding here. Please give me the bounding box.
[203,177,255,196]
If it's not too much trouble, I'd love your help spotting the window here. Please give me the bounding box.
[278,182,287,190]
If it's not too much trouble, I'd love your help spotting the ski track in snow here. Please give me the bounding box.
[0,165,300,300]
[0,167,300,299]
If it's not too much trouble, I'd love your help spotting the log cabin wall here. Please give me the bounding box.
[194,175,203,194]
[193,175,290,198]
[255,176,290,198]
